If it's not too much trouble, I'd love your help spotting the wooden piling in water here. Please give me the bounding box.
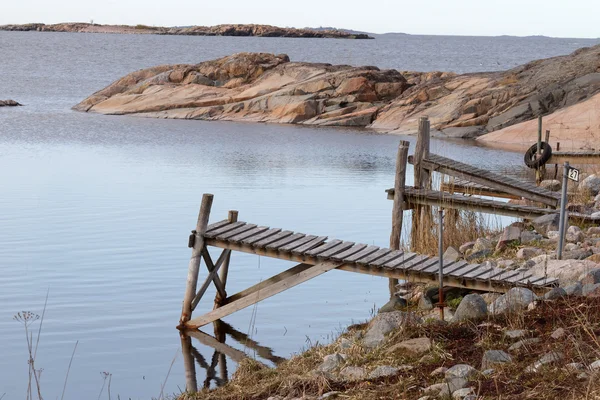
[214,210,237,308]
[389,140,410,298]
[180,193,214,327]
[411,116,431,251]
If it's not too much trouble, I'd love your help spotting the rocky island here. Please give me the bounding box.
[0,100,22,106]
[75,45,600,150]
[0,23,372,39]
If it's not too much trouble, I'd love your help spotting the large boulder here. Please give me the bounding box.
[580,174,600,196]
[489,287,536,314]
[452,294,487,322]
[496,226,521,251]
[531,214,560,236]
[529,259,600,285]
[363,311,421,348]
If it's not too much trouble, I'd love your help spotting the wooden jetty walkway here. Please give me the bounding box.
[178,193,558,331]
[440,178,521,200]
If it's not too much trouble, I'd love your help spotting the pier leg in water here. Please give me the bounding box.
[214,210,237,309]
[390,140,410,298]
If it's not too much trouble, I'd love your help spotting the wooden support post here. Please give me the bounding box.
[214,211,237,308]
[181,333,198,393]
[536,117,543,185]
[179,193,214,328]
[411,116,431,251]
[389,140,410,298]
[539,129,550,184]
[214,320,228,384]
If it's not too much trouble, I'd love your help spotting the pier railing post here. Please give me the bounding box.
[390,140,410,298]
[214,210,237,308]
[411,116,431,251]
[180,193,214,327]
[558,162,569,260]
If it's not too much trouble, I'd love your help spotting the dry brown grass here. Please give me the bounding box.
[182,297,600,400]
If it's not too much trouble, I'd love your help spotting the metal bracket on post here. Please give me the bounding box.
[557,162,569,260]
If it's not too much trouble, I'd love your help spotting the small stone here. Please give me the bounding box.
[339,338,352,349]
[388,337,432,355]
[588,227,600,236]
[339,366,366,381]
[582,283,600,297]
[473,238,494,252]
[422,383,445,395]
[580,174,600,195]
[459,241,476,253]
[566,362,585,371]
[527,351,564,372]
[318,392,341,400]
[540,179,561,191]
[588,360,600,370]
[496,226,521,251]
[363,311,421,348]
[577,372,589,380]
[544,287,567,300]
[565,243,580,251]
[547,230,560,240]
[419,295,434,310]
[509,338,541,352]
[481,350,512,370]
[532,214,560,236]
[431,366,448,376]
[466,249,492,261]
[517,247,544,260]
[579,268,600,285]
[504,329,528,339]
[379,296,408,313]
[318,353,345,372]
[444,246,461,262]
[489,287,536,314]
[452,387,475,399]
[563,282,583,296]
[445,364,478,380]
[551,328,566,339]
[481,368,495,376]
[521,230,543,244]
[368,365,398,379]
[567,226,585,243]
[440,377,469,397]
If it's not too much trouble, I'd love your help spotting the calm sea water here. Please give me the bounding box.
[1,31,598,399]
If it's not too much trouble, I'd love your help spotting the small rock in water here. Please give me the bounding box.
[0,99,22,107]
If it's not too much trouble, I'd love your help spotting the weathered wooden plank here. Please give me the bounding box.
[266,233,306,250]
[304,239,344,256]
[343,245,380,263]
[204,221,247,239]
[462,266,493,279]
[279,235,318,252]
[228,226,269,243]
[205,220,230,233]
[253,230,294,248]
[219,224,258,240]
[371,250,404,267]
[331,244,368,261]
[241,228,282,245]
[490,270,523,283]
[383,252,418,269]
[398,255,430,271]
[291,236,328,255]
[504,271,533,283]
[357,248,391,265]
[413,257,440,272]
[318,241,355,258]
[185,261,341,329]
[448,264,481,278]
[422,259,456,274]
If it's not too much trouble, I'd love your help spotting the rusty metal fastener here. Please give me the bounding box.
[188,230,197,248]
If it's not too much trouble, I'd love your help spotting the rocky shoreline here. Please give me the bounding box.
[74,46,600,149]
[0,23,373,39]
[0,100,22,107]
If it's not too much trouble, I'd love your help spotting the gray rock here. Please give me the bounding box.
[551,327,566,339]
[481,369,495,376]
[339,338,352,349]
[563,248,593,260]
[563,282,583,296]
[318,392,341,399]
[481,292,502,305]
[565,362,585,371]
[567,226,585,243]
[532,214,560,236]
[489,287,536,314]
[363,311,420,348]
[0,99,22,107]
[580,174,600,195]
[504,329,528,339]
[481,350,512,369]
[527,351,564,372]
[496,226,521,251]
[579,268,600,285]
[517,247,544,260]
[588,227,600,236]
[466,249,492,261]
[521,230,544,244]
[565,243,580,251]
[588,360,600,370]
[452,388,475,399]
[452,294,487,322]
[388,337,432,355]
[379,296,408,313]
[318,353,345,372]
[473,238,494,252]
[582,283,600,296]
[422,383,445,395]
[544,287,567,300]
[419,295,434,310]
[459,241,476,254]
[439,377,469,397]
[339,366,366,381]
[540,179,561,191]
[444,246,461,262]
[509,338,541,352]
[368,365,399,379]
[496,259,516,269]
[445,364,478,380]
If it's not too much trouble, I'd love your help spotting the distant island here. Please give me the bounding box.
[0,22,373,39]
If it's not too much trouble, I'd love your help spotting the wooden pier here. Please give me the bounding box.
[177,193,558,331]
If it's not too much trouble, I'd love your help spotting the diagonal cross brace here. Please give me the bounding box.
[191,249,230,311]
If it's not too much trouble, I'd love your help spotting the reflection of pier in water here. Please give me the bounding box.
[181,320,285,391]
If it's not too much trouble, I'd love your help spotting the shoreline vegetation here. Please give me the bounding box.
[0,23,373,39]
[74,45,600,150]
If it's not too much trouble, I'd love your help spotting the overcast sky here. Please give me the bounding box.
[3,0,599,38]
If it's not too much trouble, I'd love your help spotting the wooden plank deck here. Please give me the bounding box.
[548,151,600,165]
[440,178,522,200]
[386,186,600,223]
[412,153,560,207]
